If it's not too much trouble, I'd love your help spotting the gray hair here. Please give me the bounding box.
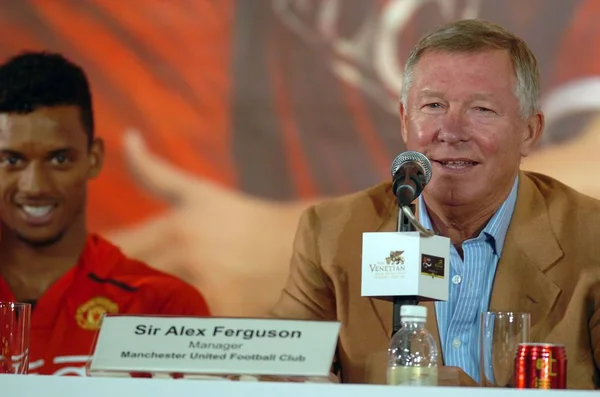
[400,19,540,119]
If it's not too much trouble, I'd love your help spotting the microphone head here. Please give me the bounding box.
[390,151,433,184]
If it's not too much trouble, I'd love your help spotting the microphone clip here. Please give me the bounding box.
[397,204,435,237]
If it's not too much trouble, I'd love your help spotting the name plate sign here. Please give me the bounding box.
[88,315,340,377]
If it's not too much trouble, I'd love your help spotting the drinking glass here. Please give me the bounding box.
[480,311,530,387]
[0,302,31,374]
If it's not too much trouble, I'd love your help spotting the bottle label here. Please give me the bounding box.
[387,366,438,386]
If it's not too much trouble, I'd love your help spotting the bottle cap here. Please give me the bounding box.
[400,305,427,318]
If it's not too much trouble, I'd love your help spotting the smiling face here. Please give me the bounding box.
[400,49,543,210]
[0,105,103,246]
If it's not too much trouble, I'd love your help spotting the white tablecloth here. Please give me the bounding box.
[1,374,594,397]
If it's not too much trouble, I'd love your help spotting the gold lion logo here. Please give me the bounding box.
[75,297,119,331]
[386,250,405,265]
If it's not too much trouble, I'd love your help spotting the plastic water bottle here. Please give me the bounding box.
[387,305,439,386]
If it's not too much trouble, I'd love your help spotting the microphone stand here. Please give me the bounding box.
[392,203,419,338]
[392,204,435,336]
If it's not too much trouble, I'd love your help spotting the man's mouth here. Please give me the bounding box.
[432,160,479,170]
[20,205,56,219]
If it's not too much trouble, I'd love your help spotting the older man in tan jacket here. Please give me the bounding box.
[271,19,600,389]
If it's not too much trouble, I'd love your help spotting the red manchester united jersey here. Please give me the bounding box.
[0,234,211,375]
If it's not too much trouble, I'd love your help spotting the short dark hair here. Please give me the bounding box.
[0,51,94,144]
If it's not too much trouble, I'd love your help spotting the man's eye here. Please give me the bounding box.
[1,155,22,166]
[52,153,69,164]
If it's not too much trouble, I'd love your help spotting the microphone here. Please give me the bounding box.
[361,150,449,337]
[390,151,432,206]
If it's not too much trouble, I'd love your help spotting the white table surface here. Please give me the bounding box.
[0,374,592,397]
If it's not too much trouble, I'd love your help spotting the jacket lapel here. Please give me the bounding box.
[367,172,564,361]
[489,173,562,338]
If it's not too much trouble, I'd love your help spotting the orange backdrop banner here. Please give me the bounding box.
[1,0,597,316]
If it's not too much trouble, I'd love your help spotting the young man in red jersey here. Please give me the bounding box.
[0,51,211,376]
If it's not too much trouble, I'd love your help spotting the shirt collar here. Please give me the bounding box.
[418,176,519,256]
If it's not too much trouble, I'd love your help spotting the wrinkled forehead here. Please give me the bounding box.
[408,50,517,101]
[413,50,515,85]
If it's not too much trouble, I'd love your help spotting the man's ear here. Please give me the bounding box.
[520,111,545,157]
[399,102,409,145]
[87,137,104,178]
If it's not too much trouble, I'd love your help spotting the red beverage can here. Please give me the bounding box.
[514,343,567,389]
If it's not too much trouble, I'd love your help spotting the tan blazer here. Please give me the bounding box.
[271,171,600,389]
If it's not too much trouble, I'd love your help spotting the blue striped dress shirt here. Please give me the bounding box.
[417,176,519,382]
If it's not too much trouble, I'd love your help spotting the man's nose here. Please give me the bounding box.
[437,110,470,144]
[18,162,54,196]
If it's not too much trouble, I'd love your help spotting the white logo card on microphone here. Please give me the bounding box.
[361,232,450,301]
